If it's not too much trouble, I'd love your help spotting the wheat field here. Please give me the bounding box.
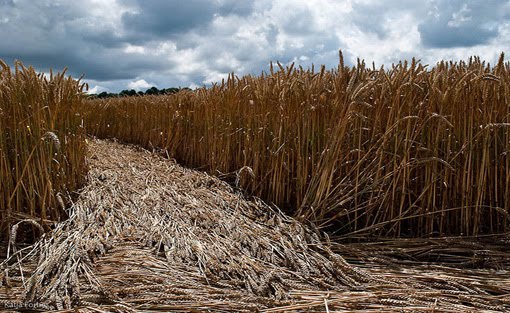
[1,53,509,239]
[1,55,510,312]
[85,52,510,237]
[0,61,87,241]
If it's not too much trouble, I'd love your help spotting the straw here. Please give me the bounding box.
[1,139,508,312]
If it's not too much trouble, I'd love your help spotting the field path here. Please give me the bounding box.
[1,139,509,312]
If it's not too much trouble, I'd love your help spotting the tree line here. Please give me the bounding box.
[89,86,192,99]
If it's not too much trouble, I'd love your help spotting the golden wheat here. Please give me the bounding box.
[0,61,87,242]
[85,52,510,237]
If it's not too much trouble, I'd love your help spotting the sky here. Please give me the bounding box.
[1,0,509,93]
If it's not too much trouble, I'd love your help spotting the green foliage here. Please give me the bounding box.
[89,87,189,99]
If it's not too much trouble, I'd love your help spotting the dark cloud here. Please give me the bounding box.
[79,30,126,49]
[218,0,254,16]
[1,46,170,81]
[0,0,173,81]
[121,0,255,41]
[418,1,503,48]
[1,0,14,6]
[121,0,217,39]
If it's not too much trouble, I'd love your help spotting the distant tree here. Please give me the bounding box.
[89,86,189,98]
[163,87,180,94]
[120,89,137,97]
[145,86,159,95]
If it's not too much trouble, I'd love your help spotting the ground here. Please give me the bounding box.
[1,139,509,312]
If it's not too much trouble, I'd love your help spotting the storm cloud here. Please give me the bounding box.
[418,1,507,48]
[0,0,508,92]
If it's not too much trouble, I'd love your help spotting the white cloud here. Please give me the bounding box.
[124,44,145,54]
[86,85,108,94]
[448,4,472,28]
[188,82,201,89]
[127,79,153,91]
[203,71,229,85]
